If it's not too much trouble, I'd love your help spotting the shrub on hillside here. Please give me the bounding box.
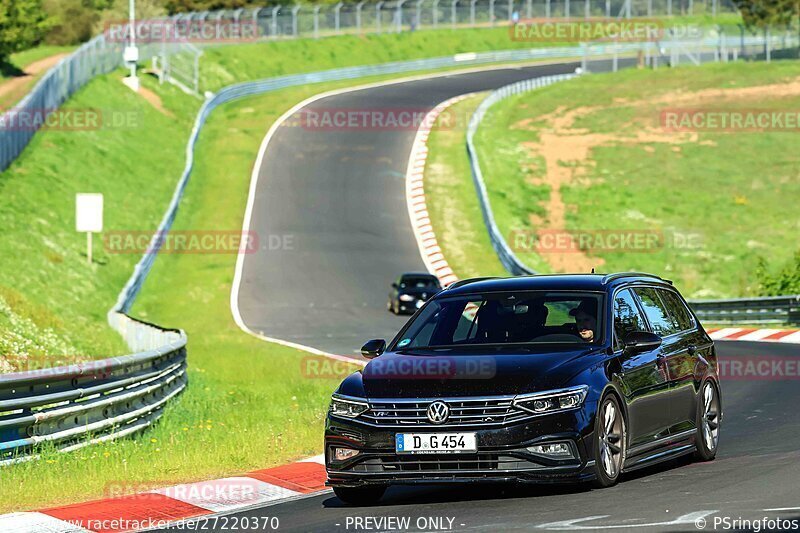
[756,251,800,296]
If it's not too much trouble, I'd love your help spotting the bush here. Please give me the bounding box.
[0,0,52,61]
[756,251,800,296]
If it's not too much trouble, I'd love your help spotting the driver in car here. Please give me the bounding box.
[570,301,598,342]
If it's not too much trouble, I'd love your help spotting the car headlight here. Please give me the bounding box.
[513,385,589,415]
[329,394,369,418]
[398,294,415,302]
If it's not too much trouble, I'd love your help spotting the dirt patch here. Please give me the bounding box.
[0,53,70,108]
[134,83,174,117]
[515,77,800,273]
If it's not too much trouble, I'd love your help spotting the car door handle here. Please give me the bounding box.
[687,345,697,356]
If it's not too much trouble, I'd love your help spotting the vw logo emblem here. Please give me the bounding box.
[427,401,449,424]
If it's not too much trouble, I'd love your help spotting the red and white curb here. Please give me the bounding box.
[0,455,328,532]
[405,93,477,288]
[706,328,800,343]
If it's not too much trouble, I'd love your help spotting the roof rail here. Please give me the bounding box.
[601,272,673,285]
[445,277,500,290]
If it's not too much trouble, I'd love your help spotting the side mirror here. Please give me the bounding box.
[622,331,662,354]
[361,339,386,359]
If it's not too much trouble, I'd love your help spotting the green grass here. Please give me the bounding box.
[199,15,743,91]
[424,94,508,279]
[0,73,198,368]
[472,60,800,298]
[0,45,76,108]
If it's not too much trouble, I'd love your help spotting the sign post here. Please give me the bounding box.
[76,193,104,264]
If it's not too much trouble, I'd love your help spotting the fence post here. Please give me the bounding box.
[356,1,365,31]
[313,5,320,38]
[433,0,440,27]
[667,0,671,16]
[507,0,513,20]
[377,1,384,32]
[416,0,425,28]
[292,5,300,36]
[395,0,406,31]
[471,0,477,24]
[546,0,551,18]
[565,0,570,17]
[584,0,589,19]
[271,6,279,37]
[765,26,771,62]
[451,0,459,29]
[334,2,343,32]
[490,0,495,25]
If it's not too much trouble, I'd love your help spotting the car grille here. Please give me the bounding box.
[360,397,534,427]
[348,453,542,473]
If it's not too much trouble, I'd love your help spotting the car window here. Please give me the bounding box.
[633,287,679,337]
[400,276,439,289]
[658,289,695,331]
[392,291,604,349]
[613,289,647,350]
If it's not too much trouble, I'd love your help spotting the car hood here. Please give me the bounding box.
[353,345,603,398]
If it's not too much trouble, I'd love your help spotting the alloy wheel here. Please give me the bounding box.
[701,382,720,451]
[599,398,624,479]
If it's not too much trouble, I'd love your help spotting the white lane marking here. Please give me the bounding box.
[764,507,800,511]
[151,477,300,513]
[536,510,718,530]
[0,512,91,532]
[708,328,743,340]
[736,329,782,341]
[229,60,574,360]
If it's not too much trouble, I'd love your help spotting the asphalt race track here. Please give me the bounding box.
[235,58,635,357]
[215,61,800,531]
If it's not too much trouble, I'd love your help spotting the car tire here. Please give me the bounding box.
[693,380,720,462]
[333,485,387,506]
[592,393,626,488]
[387,299,393,313]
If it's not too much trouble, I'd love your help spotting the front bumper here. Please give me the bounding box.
[325,404,597,487]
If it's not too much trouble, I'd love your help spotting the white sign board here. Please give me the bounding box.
[76,193,103,233]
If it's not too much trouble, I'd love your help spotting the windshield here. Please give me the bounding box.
[391,291,604,349]
[400,276,440,289]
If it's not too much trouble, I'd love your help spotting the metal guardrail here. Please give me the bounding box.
[0,316,186,466]
[688,295,800,325]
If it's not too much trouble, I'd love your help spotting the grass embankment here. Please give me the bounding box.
[0,74,197,370]
[199,14,743,91]
[463,60,800,299]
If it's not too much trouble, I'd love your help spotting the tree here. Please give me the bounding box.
[0,0,52,61]
[734,0,799,28]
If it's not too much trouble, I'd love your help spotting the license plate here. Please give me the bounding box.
[395,433,477,454]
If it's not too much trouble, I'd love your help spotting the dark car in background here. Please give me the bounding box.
[387,272,442,315]
[327,273,722,505]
